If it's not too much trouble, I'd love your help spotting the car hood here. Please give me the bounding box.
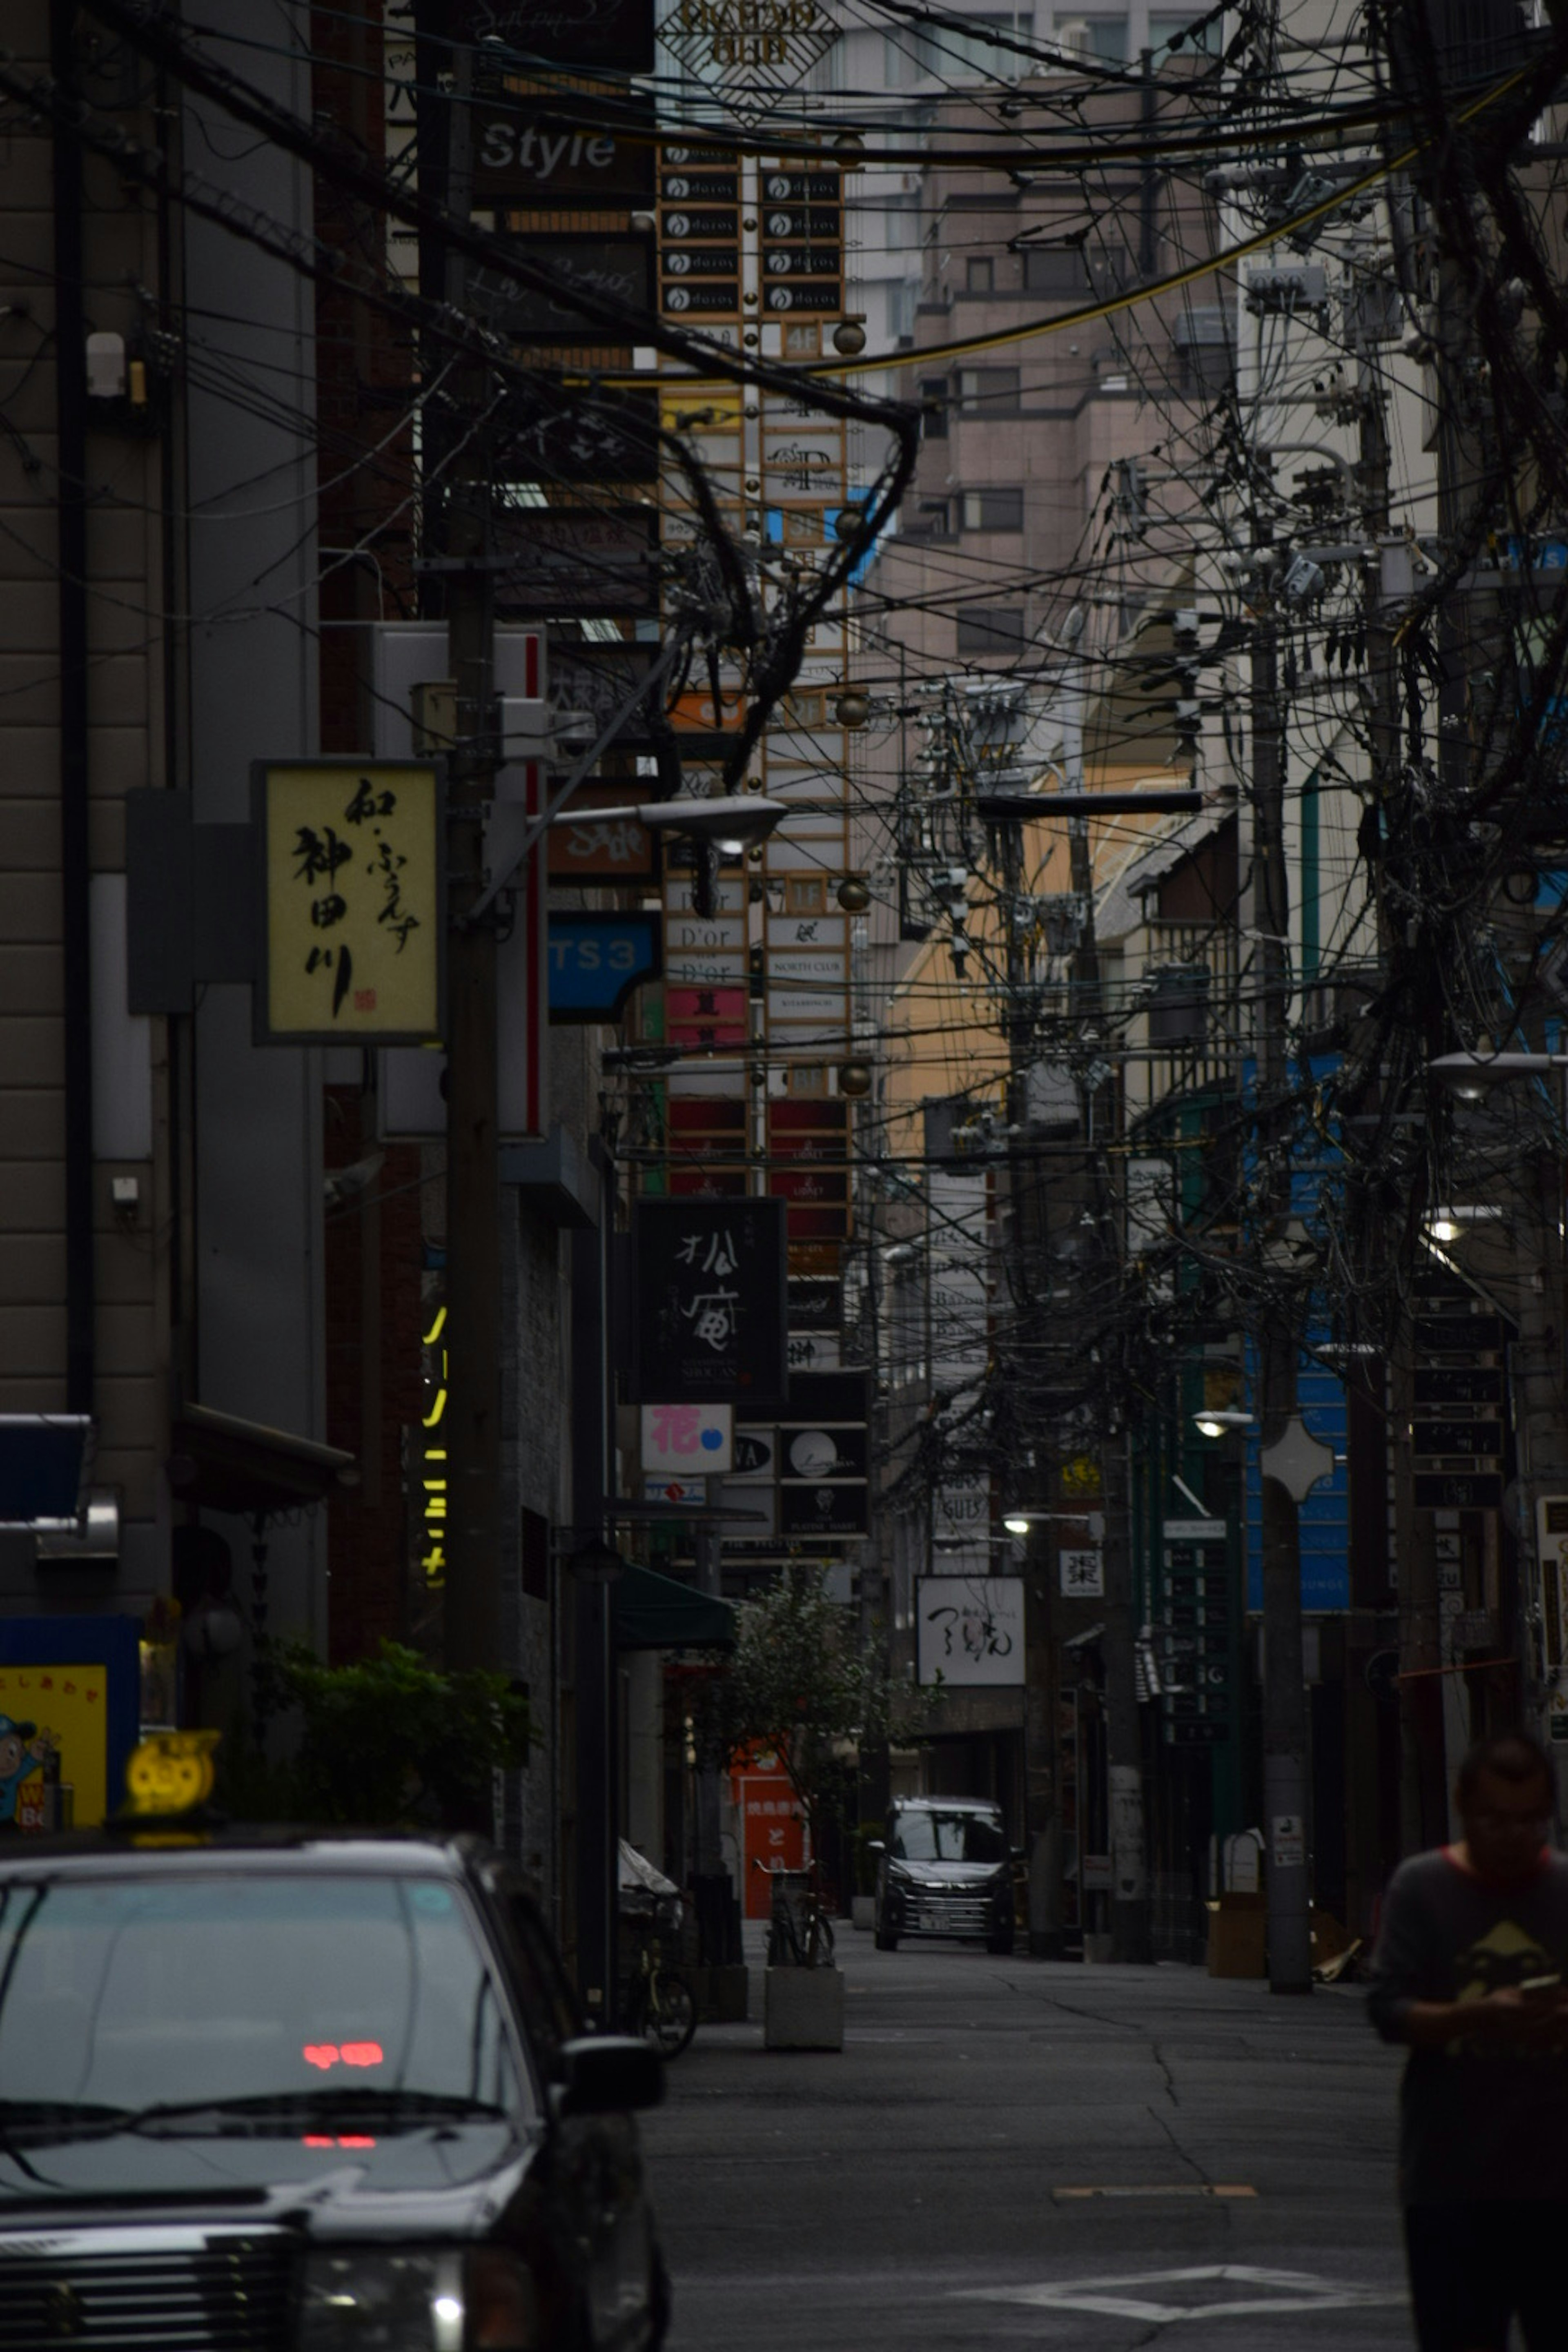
[0,2118,537,2238]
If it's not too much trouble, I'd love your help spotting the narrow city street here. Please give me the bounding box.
[645,1928,1411,2350]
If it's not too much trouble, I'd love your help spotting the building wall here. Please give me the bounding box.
[0,4,171,1609]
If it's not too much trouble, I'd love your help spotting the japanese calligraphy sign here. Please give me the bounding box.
[915,1577,1025,1689]
[630,1198,788,1412]
[256,761,443,1044]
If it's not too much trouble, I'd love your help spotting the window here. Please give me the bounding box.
[1053,13,1128,61]
[1149,9,1218,51]
[965,256,995,295]
[1023,245,1090,297]
[886,198,919,252]
[920,378,949,437]
[956,606,1028,655]
[961,488,1025,531]
[1173,305,1234,395]
[915,11,1032,82]
[911,498,952,536]
[957,366,1020,414]
[891,1811,1007,1864]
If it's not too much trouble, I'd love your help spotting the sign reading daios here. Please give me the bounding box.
[630,1199,788,1412]
[915,1577,1025,1688]
[256,762,442,1044]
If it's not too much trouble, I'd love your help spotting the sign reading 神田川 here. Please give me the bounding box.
[255,761,443,1045]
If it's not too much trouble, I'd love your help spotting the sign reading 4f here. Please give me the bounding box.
[256,761,444,1044]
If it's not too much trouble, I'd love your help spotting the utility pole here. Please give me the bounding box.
[441,43,503,1672]
[1066,668,1150,1962]
[1251,523,1312,1995]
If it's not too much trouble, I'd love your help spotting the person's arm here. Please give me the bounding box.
[1396,1986,1568,2048]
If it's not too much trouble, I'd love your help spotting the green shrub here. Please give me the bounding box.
[221,1642,530,1830]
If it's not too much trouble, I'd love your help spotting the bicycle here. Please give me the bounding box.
[622,1922,697,2058]
[754,1860,837,1968]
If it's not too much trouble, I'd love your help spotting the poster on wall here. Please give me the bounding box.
[915,1577,1025,1688]
[0,1615,140,1830]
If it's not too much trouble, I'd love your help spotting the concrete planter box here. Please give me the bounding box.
[764,1964,845,2051]
[851,1896,875,1932]
[690,1963,751,2023]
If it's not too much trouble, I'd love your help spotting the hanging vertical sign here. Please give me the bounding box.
[630,1198,788,1411]
[255,761,444,1045]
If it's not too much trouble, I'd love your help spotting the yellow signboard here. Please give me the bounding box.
[256,760,443,1042]
[0,1660,110,1828]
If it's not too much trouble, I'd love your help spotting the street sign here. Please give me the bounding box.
[630,1198,788,1412]
[472,106,656,205]
[641,1401,734,1477]
[506,390,662,486]
[779,1424,866,1481]
[493,508,659,620]
[548,785,658,884]
[254,761,443,1045]
[471,234,654,343]
[780,1481,867,1536]
[547,912,661,1021]
[464,0,656,75]
[1060,1549,1105,1597]
[915,1576,1024,1688]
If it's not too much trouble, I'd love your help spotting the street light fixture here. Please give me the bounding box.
[1193,1408,1255,1438]
[550,793,788,858]
[1429,1049,1567,1100]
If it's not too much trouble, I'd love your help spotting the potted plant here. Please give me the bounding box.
[699,1565,934,2049]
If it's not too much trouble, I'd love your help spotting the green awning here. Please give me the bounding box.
[614,1561,736,1651]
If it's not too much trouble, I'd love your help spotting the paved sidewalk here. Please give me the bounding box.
[642,1920,1411,2350]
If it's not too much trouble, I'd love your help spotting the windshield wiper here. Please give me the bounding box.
[125,2088,512,2136]
[0,2102,138,2140]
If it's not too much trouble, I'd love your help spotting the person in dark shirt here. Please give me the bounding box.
[1368,1729,1568,2351]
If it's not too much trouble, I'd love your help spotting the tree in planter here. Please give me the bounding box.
[220,1641,530,1830]
[699,1564,936,1964]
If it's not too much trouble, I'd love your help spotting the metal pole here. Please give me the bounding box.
[1069,777,1150,1964]
[441,44,502,1672]
[1252,550,1312,1996]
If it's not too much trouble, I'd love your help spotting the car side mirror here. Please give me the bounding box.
[866,1839,885,1854]
[555,2035,664,2118]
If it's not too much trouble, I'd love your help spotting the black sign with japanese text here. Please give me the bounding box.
[630,1198,788,1411]
[461,0,656,73]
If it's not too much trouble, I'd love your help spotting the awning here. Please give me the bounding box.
[166,1404,358,1518]
[614,1561,736,1651]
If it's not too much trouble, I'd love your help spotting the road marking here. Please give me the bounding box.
[955,2263,1406,2324]
[1052,2185,1257,2202]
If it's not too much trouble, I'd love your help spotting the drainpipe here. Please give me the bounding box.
[52,0,96,1412]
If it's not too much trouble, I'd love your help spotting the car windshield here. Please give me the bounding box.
[0,1872,530,2125]
[891,1812,1006,1864]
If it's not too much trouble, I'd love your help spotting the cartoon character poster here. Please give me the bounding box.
[0,1663,109,1829]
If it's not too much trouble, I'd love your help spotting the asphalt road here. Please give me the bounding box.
[641,1923,1412,2350]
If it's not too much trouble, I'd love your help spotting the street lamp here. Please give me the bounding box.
[1193,1408,1256,1439]
[552,793,787,916]
[1428,1049,1568,1099]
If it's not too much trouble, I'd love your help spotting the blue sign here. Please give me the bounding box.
[548,912,661,1022]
